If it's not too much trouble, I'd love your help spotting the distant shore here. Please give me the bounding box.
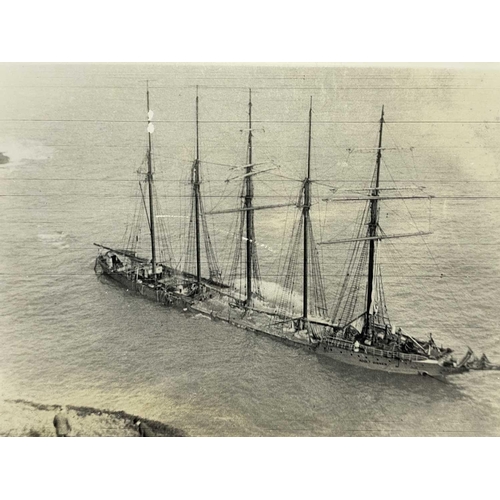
[0,152,9,164]
[0,399,187,437]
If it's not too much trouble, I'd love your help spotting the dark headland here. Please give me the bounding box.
[0,399,188,437]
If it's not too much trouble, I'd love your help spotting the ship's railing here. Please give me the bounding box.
[364,346,426,362]
[324,337,353,351]
[323,336,428,362]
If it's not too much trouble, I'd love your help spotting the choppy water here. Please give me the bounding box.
[1,63,500,436]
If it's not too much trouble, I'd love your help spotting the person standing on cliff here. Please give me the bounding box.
[53,406,72,437]
[133,417,155,437]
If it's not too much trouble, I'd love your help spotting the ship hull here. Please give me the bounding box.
[96,257,325,352]
[315,342,446,377]
[96,258,192,308]
[95,257,454,378]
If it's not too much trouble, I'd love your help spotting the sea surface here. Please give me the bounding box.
[1,63,500,436]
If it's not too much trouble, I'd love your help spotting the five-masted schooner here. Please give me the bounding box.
[95,88,497,377]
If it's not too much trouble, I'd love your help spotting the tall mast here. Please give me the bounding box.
[193,86,202,286]
[245,89,254,306]
[146,82,157,283]
[366,106,384,332]
[303,97,313,320]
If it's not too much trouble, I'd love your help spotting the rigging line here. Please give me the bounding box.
[313,179,347,190]
[9,177,500,184]
[381,235,449,335]
[220,219,234,282]
[138,182,151,232]
[23,145,500,151]
[7,84,500,91]
[331,200,370,322]
[384,122,415,181]
[204,161,221,268]
[1,74,499,82]
[382,236,425,286]
[314,181,327,290]
[380,156,426,233]
[1,75,496,83]
[380,199,422,228]
[429,197,432,233]
[417,231,464,313]
[273,172,304,183]
[257,177,288,199]
[336,238,361,320]
[333,148,353,194]
[0,194,345,198]
[410,146,420,185]
[122,176,140,251]
[131,192,144,253]
[273,174,295,309]
[277,208,300,315]
[156,185,175,265]
[322,200,369,241]
[348,123,381,190]
[379,243,449,338]
[163,155,267,169]
[3,272,499,278]
[10,118,500,124]
[12,75,498,80]
[227,184,246,287]
[176,179,185,270]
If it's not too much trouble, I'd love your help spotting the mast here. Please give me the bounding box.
[193,86,202,286]
[366,105,384,333]
[146,83,157,283]
[245,89,254,305]
[303,97,313,321]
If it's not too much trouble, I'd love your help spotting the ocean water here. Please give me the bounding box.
[1,63,500,436]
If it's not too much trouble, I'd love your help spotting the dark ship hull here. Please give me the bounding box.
[95,251,470,378]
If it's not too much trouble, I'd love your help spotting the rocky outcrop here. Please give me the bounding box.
[0,399,188,437]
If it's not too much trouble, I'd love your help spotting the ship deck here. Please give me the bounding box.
[95,255,455,377]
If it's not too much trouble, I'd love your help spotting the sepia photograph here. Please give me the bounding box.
[1,62,500,440]
[2,0,500,495]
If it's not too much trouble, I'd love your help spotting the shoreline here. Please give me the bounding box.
[0,399,188,437]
